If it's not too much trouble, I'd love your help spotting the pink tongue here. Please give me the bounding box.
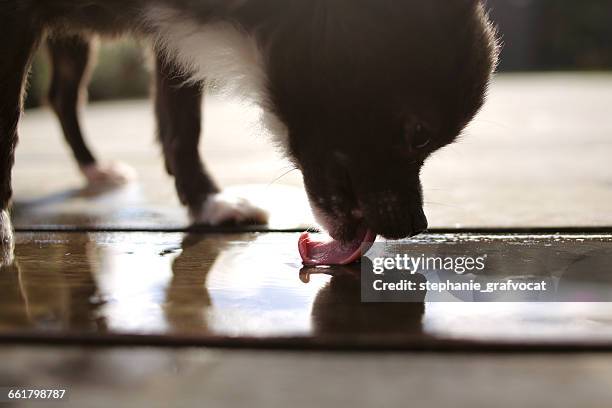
[299,229,377,266]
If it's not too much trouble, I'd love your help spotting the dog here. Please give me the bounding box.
[0,0,498,267]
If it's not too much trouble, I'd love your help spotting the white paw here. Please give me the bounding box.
[0,210,15,267]
[80,162,137,187]
[190,193,269,226]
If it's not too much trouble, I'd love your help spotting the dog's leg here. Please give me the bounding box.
[47,35,135,187]
[0,20,41,267]
[154,54,268,226]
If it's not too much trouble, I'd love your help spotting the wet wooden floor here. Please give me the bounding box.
[2,232,612,349]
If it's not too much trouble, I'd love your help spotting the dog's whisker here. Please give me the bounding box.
[267,167,299,187]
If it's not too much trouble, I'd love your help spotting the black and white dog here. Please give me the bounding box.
[0,0,498,266]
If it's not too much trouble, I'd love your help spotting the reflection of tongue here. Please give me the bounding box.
[299,229,377,266]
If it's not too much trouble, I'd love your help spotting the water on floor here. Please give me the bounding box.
[2,232,612,348]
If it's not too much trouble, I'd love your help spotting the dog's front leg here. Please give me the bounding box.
[0,18,42,267]
[154,54,268,226]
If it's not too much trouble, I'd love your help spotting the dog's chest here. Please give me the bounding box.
[144,5,289,151]
[144,6,266,100]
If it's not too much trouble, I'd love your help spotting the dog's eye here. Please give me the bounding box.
[410,122,431,151]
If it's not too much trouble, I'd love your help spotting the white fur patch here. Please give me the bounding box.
[190,194,269,226]
[144,5,289,151]
[0,210,15,267]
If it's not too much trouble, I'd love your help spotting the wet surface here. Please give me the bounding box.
[2,232,612,349]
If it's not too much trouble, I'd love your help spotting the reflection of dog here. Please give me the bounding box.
[164,234,223,332]
[302,263,425,337]
[0,233,233,334]
[0,237,106,331]
[0,1,498,265]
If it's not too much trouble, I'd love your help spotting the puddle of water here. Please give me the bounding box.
[1,232,612,345]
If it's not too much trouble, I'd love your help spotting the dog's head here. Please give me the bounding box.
[265,0,498,243]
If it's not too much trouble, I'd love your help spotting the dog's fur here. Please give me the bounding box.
[0,0,498,265]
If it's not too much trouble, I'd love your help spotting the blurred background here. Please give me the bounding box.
[25,0,612,109]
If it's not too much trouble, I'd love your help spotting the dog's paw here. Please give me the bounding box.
[80,162,137,187]
[190,193,269,227]
[0,210,15,268]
